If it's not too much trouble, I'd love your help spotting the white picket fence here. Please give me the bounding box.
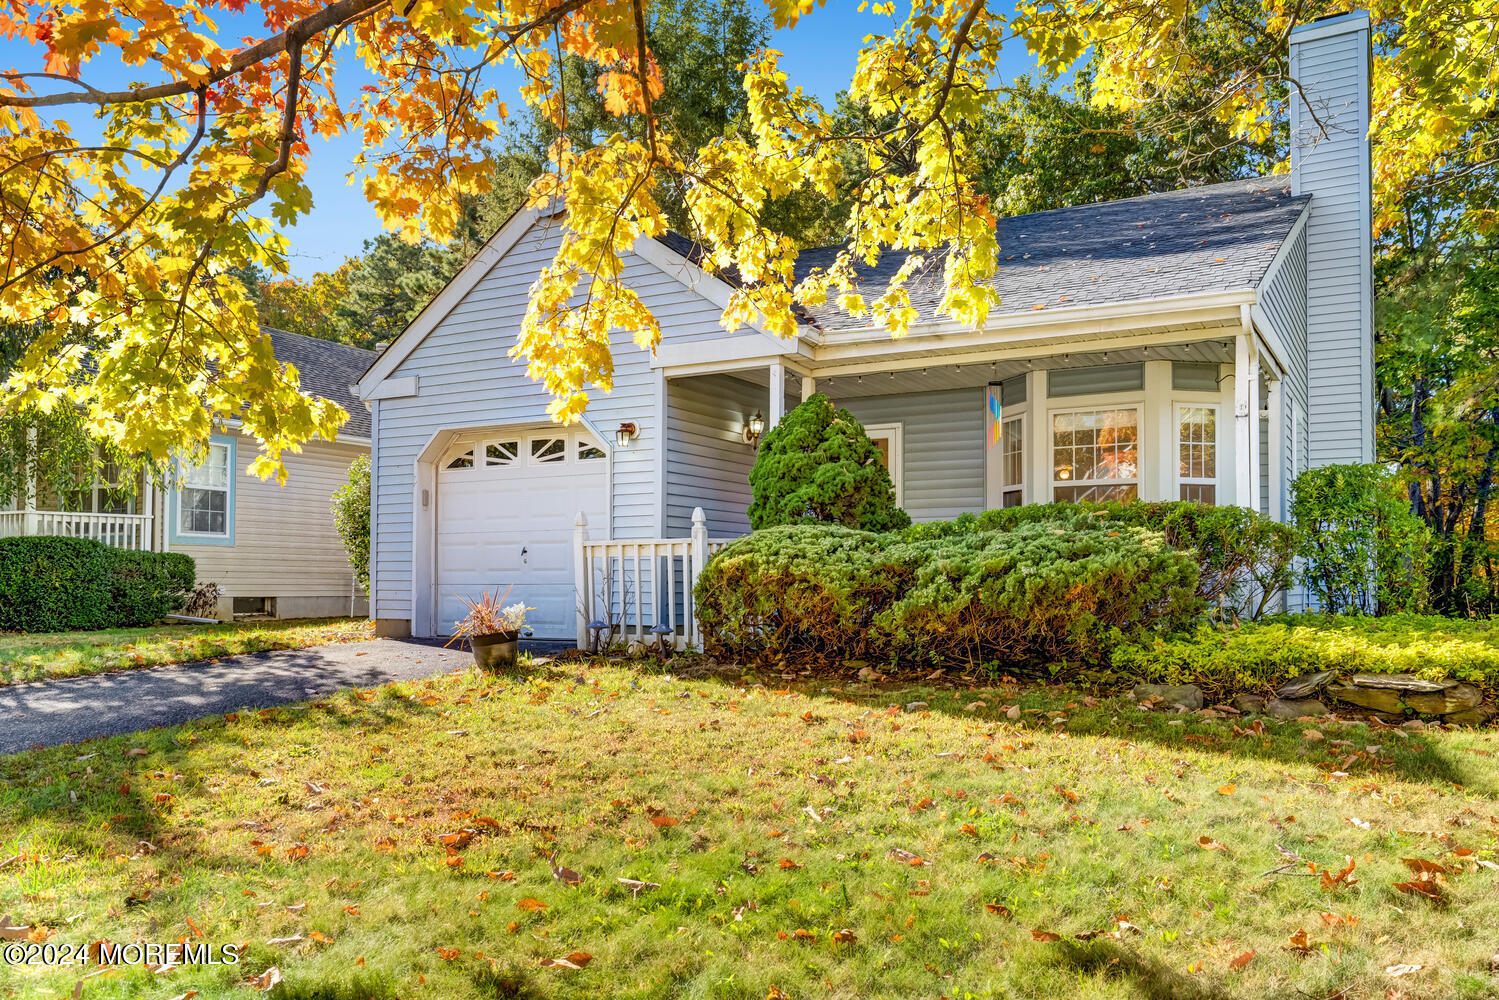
[573,507,734,650]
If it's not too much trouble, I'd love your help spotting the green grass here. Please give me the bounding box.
[0,618,374,685]
[3,660,1498,999]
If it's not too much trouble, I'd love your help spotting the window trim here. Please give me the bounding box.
[863,422,903,507]
[1048,404,1142,502]
[1000,412,1025,507]
[170,433,235,546]
[1174,402,1220,503]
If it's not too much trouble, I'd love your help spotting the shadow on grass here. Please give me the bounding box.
[679,665,1491,794]
[1049,939,1230,1000]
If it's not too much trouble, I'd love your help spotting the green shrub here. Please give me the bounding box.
[747,394,910,531]
[332,454,371,592]
[903,500,1296,618]
[1290,463,1430,614]
[0,537,194,632]
[1112,614,1499,697]
[696,521,1202,668]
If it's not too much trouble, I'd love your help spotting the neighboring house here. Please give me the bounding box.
[1,327,375,620]
[356,14,1374,643]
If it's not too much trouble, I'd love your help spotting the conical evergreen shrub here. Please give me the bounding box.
[747,393,910,531]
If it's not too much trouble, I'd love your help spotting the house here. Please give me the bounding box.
[356,13,1373,644]
[1,327,375,620]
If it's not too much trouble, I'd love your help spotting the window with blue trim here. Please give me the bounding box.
[179,440,232,537]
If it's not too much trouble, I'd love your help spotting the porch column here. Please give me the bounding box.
[1234,314,1261,510]
[768,362,785,425]
[22,427,37,536]
[800,375,815,402]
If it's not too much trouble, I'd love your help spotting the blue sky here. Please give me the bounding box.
[1,1,1043,277]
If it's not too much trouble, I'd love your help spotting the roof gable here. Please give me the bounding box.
[264,326,376,438]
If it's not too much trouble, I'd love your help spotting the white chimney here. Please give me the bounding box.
[1288,11,1375,466]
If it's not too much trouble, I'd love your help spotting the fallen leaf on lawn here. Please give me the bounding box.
[833,928,857,943]
[888,848,925,866]
[487,870,516,881]
[539,952,592,969]
[309,931,334,944]
[1320,857,1356,892]
[650,816,679,829]
[1217,784,1236,796]
[286,844,309,862]
[792,928,817,942]
[960,823,979,837]
[1054,786,1080,804]
[436,947,460,961]
[1285,928,1313,955]
[1198,835,1227,851]
[266,936,303,946]
[767,987,790,1000]
[516,898,549,912]
[440,830,473,850]
[343,905,360,916]
[1302,729,1324,742]
[778,858,802,870]
[1347,816,1372,830]
[124,748,149,757]
[1400,857,1453,876]
[248,967,282,991]
[617,877,660,897]
[551,860,583,886]
[444,856,464,869]
[1006,705,1021,720]
[1318,912,1359,926]
[165,992,198,1000]
[985,903,1013,919]
[305,781,328,794]
[1392,879,1446,901]
[1031,929,1061,942]
[1229,950,1255,971]
[1386,963,1426,977]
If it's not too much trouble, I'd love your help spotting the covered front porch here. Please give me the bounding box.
[0,465,157,551]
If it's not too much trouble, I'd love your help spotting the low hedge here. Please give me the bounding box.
[902,501,1296,618]
[1111,613,1499,697]
[0,536,195,632]
[696,521,1202,668]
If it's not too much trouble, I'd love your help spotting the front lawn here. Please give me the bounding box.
[4,661,1497,999]
[0,618,374,686]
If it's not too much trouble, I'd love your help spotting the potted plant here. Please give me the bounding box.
[448,588,532,670]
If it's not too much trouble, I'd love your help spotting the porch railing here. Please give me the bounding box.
[0,510,154,551]
[573,507,735,650]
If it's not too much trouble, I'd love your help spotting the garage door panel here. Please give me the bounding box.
[435,432,606,639]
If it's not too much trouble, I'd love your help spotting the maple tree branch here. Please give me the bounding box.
[0,0,387,109]
[254,39,306,199]
[631,0,657,160]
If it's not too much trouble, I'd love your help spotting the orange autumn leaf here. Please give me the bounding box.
[778,858,803,870]
[1197,835,1227,851]
[516,898,549,913]
[960,823,979,837]
[436,947,460,961]
[1054,786,1079,804]
[286,844,309,861]
[1229,950,1255,971]
[650,816,679,829]
[1031,929,1061,942]
[985,902,1013,919]
[1217,784,1237,796]
[832,928,857,944]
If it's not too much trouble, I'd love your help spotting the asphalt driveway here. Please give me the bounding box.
[0,639,477,755]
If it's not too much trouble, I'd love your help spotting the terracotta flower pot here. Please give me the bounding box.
[469,630,519,670]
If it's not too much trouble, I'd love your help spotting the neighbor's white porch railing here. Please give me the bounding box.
[574,506,734,650]
[0,510,154,550]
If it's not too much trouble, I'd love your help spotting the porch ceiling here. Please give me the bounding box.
[713,338,1235,400]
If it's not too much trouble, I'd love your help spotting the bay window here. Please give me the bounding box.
[1177,405,1218,503]
[1051,407,1139,502]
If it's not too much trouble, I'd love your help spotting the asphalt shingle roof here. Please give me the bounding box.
[264,326,376,439]
[659,176,1309,332]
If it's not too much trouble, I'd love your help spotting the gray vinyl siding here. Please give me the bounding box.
[1260,221,1310,522]
[664,373,763,537]
[839,389,985,522]
[371,218,728,618]
[1289,17,1374,466]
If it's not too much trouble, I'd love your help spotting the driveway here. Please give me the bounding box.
[0,639,478,755]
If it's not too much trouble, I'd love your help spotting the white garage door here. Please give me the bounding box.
[435,429,608,639]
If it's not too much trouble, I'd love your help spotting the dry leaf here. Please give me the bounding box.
[1386,963,1425,977]
[985,902,1013,919]
[1031,929,1061,942]
[1217,784,1236,796]
[1229,950,1255,971]
[1198,835,1227,851]
[516,898,549,912]
[248,966,283,991]
[540,952,593,969]
[650,816,679,829]
[832,928,857,944]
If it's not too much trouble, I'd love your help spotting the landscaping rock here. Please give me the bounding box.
[1346,673,1456,693]
[1274,671,1336,700]
[1265,697,1327,719]
[1130,684,1203,711]
[904,701,929,713]
[1442,704,1496,727]
[1324,683,1406,715]
[1405,683,1482,716]
[1232,694,1267,714]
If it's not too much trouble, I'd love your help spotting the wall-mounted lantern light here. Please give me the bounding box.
[742,410,766,446]
[615,421,638,448]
